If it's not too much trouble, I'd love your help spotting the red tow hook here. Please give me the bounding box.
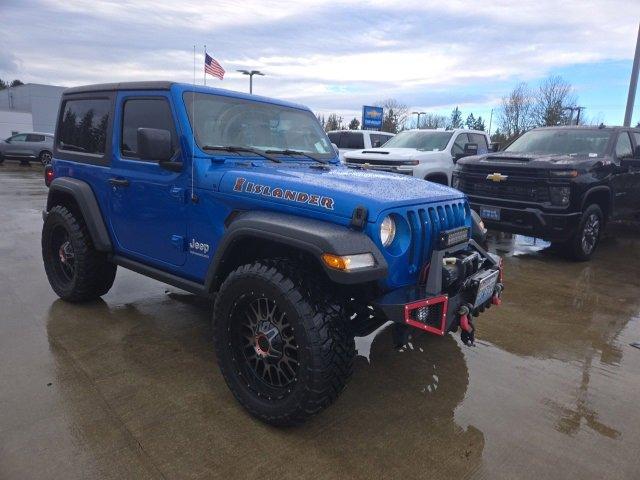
[458,305,472,333]
[491,283,504,306]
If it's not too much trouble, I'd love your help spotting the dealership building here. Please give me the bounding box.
[0,83,66,138]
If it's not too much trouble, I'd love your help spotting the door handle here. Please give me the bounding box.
[109,178,130,187]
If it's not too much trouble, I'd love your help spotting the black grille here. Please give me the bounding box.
[405,201,468,275]
[461,164,547,178]
[460,178,549,202]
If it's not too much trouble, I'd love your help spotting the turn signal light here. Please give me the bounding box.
[321,253,375,271]
[44,165,54,187]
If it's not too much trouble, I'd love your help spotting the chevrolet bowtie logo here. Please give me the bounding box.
[486,172,508,182]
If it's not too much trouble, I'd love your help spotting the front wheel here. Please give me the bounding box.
[213,260,354,426]
[562,204,604,261]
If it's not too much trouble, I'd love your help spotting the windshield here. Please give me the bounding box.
[505,129,612,156]
[381,130,453,151]
[183,92,334,160]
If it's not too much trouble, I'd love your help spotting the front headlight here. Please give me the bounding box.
[549,186,571,206]
[380,215,396,247]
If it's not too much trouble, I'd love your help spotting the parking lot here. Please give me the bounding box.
[1,164,639,479]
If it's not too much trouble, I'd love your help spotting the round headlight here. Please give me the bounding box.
[380,215,396,247]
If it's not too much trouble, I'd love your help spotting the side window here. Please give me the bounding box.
[468,133,488,153]
[342,132,365,149]
[615,132,633,160]
[121,98,177,159]
[632,132,640,154]
[370,134,391,148]
[451,133,469,155]
[9,134,27,143]
[58,98,110,155]
[26,134,45,142]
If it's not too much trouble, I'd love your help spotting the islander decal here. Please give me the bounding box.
[233,177,334,210]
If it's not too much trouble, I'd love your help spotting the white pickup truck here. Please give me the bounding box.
[343,128,492,186]
[327,129,395,162]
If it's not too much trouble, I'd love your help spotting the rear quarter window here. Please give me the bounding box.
[57,98,111,156]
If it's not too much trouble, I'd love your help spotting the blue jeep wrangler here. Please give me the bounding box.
[42,82,503,425]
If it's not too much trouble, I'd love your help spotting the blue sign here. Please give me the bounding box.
[362,106,384,130]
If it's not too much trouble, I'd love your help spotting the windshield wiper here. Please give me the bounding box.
[265,149,327,164]
[201,145,281,163]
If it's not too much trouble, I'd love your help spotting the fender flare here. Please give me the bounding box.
[46,177,112,251]
[580,185,612,214]
[204,211,388,291]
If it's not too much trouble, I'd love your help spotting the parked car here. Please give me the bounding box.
[343,128,491,186]
[327,129,394,161]
[453,125,640,260]
[42,81,503,425]
[0,132,54,165]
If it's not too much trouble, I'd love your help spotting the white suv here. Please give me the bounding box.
[327,129,395,162]
[343,128,491,186]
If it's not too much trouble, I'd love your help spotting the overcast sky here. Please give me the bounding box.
[1,0,640,127]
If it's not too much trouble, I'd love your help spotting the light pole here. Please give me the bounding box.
[412,111,426,129]
[237,69,264,94]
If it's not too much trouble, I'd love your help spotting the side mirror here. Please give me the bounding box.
[620,157,640,170]
[634,145,640,159]
[463,142,478,157]
[490,142,501,152]
[331,142,340,156]
[137,127,173,162]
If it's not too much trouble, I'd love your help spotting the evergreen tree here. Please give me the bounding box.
[449,106,463,129]
[465,113,476,130]
[473,116,486,131]
[348,118,360,130]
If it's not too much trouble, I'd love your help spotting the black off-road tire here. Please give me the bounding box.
[213,259,355,426]
[562,204,604,261]
[42,205,117,302]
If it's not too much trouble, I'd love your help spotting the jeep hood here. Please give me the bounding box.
[344,148,440,162]
[458,151,607,171]
[218,164,464,221]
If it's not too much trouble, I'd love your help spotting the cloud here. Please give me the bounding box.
[1,0,639,120]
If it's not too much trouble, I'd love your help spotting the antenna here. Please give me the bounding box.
[191,45,198,203]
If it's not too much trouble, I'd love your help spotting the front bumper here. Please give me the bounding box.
[469,200,581,242]
[372,241,503,335]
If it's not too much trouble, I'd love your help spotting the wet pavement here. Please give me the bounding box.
[1,164,639,479]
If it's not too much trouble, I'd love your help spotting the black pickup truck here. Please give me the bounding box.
[452,126,640,260]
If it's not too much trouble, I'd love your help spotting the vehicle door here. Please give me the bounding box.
[107,92,188,267]
[2,133,29,158]
[627,131,640,216]
[468,133,490,155]
[451,133,470,162]
[26,133,46,157]
[610,130,635,219]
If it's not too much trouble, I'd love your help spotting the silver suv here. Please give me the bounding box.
[0,132,54,165]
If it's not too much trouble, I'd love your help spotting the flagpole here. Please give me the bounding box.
[203,45,207,86]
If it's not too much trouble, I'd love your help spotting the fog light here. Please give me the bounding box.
[413,306,430,323]
[549,186,571,206]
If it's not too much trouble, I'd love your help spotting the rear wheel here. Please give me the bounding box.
[39,150,52,166]
[562,204,603,261]
[42,205,117,302]
[213,259,354,426]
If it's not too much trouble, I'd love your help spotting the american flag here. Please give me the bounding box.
[204,53,225,80]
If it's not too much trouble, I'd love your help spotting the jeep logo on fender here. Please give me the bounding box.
[233,177,335,210]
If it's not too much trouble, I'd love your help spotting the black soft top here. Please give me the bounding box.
[64,81,175,95]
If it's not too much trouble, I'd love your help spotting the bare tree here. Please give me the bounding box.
[419,113,448,129]
[498,82,534,141]
[375,98,408,133]
[324,113,343,132]
[533,75,576,126]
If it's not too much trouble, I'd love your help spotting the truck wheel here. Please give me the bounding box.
[39,150,53,165]
[42,205,117,302]
[213,259,355,426]
[563,204,604,261]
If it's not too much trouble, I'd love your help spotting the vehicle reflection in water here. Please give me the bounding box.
[480,226,640,442]
[46,295,484,478]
